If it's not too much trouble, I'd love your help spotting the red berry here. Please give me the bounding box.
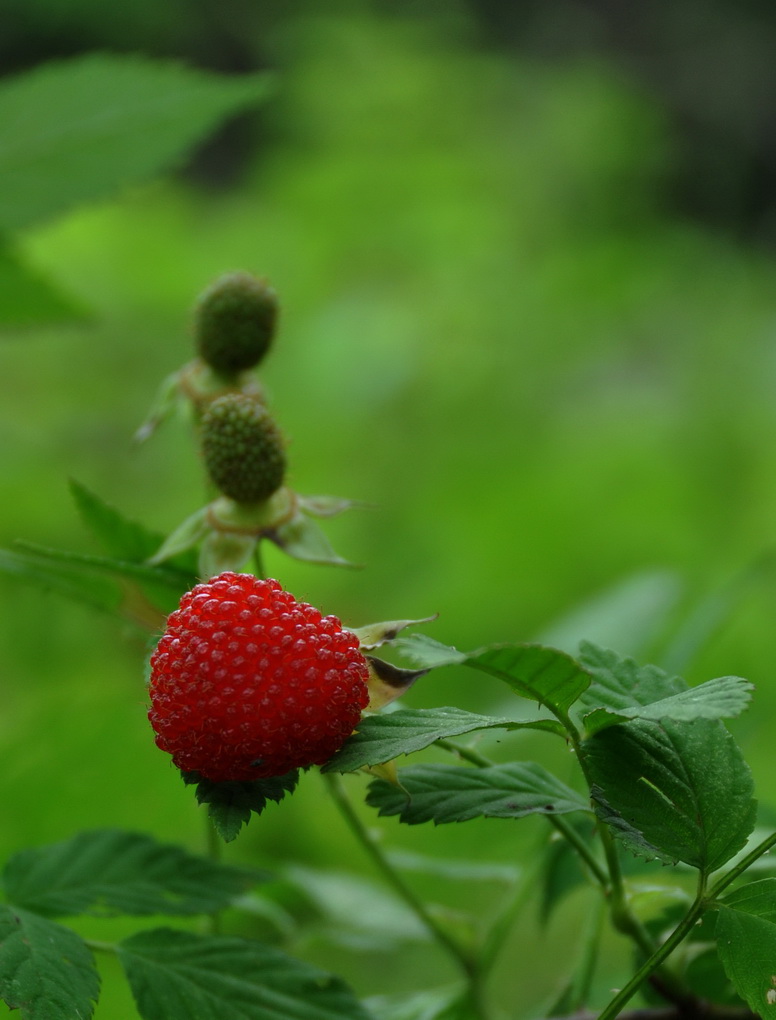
[148,572,370,782]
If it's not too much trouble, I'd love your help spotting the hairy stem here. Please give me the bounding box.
[322,771,488,1011]
[597,874,709,1020]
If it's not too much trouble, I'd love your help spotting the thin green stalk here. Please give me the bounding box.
[203,812,223,934]
[549,814,609,890]
[709,829,776,899]
[84,939,117,955]
[252,543,265,579]
[596,874,709,1020]
[322,773,482,988]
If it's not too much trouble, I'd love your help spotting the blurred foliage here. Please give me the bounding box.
[2,3,776,1017]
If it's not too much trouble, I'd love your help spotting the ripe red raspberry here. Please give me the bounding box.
[148,572,370,782]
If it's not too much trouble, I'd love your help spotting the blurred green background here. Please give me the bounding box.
[2,1,776,1015]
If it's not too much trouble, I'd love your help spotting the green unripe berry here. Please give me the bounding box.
[202,395,286,504]
[195,272,278,377]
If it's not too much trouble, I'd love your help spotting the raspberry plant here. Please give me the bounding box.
[2,52,776,1020]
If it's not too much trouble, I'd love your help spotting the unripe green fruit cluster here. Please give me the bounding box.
[202,394,286,504]
[195,272,278,377]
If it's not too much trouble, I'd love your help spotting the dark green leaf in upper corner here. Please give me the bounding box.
[0,905,99,1020]
[2,829,260,919]
[366,762,590,825]
[118,927,372,1020]
[0,53,273,232]
[321,707,564,773]
[583,717,756,872]
[0,243,90,330]
[714,905,776,1018]
[183,770,300,843]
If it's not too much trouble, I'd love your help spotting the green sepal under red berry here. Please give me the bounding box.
[351,615,439,651]
[202,394,286,504]
[195,272,278,378]
[182,769,300,843]
[270,505,356,567]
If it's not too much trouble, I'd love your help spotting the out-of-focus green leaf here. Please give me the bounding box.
[2,829,259,918]
[0,541,192,626]
[0,53,273,231]
[183,770,299,843]
[118,927,372,1020]
[538,818,599,924]
[537,569,683,659]
[322,706,562,773]
[69,479,174,564]
[367,762,590,825]
[0,545,124,614]
[0,243,90,329]
[281,865,428,949]
[367,986,470,1020]
[0,905,99,1020]
[583,718,756,872]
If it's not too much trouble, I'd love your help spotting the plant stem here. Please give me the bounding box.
[203,811,223,934]
[596,874,709,1020]
[252,543,265,579]
[709,829,776,899]
[84,939,117,955]
[322,772,486,1006]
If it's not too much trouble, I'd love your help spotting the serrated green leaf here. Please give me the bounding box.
[322,707,563,773]
[184,771,299,843]
[0,54,272,231]
[577,642,685,713]
[118,927,372,1020]
[583,674,754,736]
[714,906,776,1017]
[463,644,592,716]
[0,904,99,1020]
[2,829,259,919]
[396,634,467,669]
[583,718,756,872]
[719,878,776,922]
[69,479,170,563]
[0,243,89,329]
[367,763,590,825]
[399,638,592,718]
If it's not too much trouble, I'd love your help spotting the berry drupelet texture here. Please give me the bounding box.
[148,573,370,782]
[195,272,278,377]
[202,394,286,504]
